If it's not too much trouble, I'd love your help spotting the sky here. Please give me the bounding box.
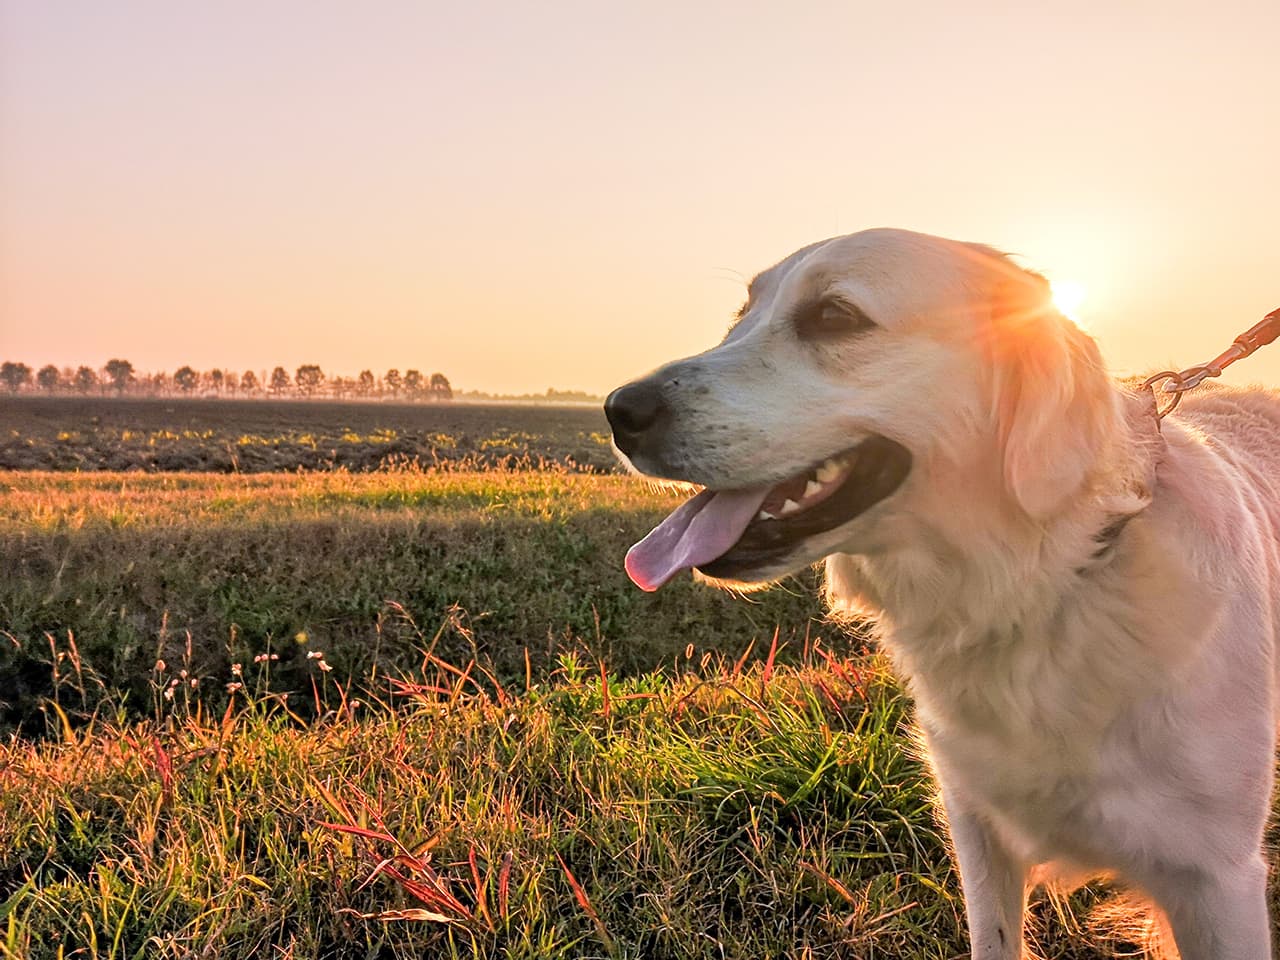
[2,0,1278,395]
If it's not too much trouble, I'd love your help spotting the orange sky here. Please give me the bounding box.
[2,0,1278,394]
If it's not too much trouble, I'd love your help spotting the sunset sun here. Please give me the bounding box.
[1050,278,1088,324]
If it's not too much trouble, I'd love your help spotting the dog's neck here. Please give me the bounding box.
[824,387,1180,744]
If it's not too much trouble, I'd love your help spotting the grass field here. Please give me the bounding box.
[1,399,1267,958]
[0,397,614,473]
[0,468,835,733]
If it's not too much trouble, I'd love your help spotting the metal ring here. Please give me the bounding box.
[1142,370,1185,420]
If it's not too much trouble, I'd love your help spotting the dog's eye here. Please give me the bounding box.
[794,300,876,340]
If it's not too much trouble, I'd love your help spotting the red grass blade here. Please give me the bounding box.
[315,821,398,844]
[798,860,858,906]
[498,851,512,922]
[815,644,867,701]
[151,736,173,807]
[469,845,493,929]
[762,626,780,687]
[599,659,611,719]
[555,853,615,953]
[381,863,471,920]
[814,679,845,718]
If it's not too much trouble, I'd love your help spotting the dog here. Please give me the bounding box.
[605,228,1280,959]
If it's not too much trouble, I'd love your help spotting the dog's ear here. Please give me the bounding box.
[990,272,1117,519]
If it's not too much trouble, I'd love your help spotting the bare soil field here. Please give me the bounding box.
[0,396,614,473]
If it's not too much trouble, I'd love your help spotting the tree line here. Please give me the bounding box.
[0,360,453,401]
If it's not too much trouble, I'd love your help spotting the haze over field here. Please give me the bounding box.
[2,0,1278,393]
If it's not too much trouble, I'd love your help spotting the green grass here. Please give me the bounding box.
[0,469,836,731]
[1,651,1153,960]
[1,467,1268,958]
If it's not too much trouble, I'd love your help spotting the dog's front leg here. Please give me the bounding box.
[943,794,1028,960]
[1145,856,1272,960]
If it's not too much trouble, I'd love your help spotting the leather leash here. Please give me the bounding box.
[1143,307,1280,419]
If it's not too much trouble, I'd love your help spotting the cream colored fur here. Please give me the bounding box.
[621,229,1280,958]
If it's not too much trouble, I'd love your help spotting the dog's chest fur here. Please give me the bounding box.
[905,627,1118,860]
[908,646,1117,865]
[841,522,1226,868]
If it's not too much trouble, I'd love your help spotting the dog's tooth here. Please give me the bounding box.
[816,459,842,483]
[804,479,823,499]
[757,510,777,521]
[780,498,801,516]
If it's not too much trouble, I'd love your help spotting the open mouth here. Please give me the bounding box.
[625,435,912,591]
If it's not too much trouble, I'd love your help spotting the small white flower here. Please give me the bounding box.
[317,660,333,672]
[231,663,242,676]
[306,650,323,660]
[190,678,199,688]
[163,687,175,701]
[179,669,188,679]
[155,659,166,673]
[226,682,242,693]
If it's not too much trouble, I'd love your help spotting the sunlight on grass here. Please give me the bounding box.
[0,468,672,531]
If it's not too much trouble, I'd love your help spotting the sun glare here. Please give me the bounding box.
[1050,279,1088,324]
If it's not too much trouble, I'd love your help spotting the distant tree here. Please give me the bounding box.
[357,370,375,397]
[73,366,98,394]
[329,375,348,399]
[36,364,61,392]
[104,358,134,393]
[206,369,225,395]
[270,367,291,396]
[174,366,199,394]
[403,369,424,399]
[0,362,32,393]
[239,370,259,394]
[295,364,324,397]
[147,371,169,396]
[429,372,453,401]
[384,369,401,399]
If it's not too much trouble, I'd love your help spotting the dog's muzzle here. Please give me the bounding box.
[605,373,913,590]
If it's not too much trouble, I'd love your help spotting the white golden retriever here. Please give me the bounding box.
[605,228,1280,959]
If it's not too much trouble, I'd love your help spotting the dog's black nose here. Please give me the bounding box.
[605,379,665,455]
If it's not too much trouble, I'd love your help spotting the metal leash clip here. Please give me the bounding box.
[1144,307,1280,420]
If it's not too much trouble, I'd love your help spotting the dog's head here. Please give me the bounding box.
[607,228,1119,592]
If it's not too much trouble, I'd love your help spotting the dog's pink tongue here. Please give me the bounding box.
[625,488,769,591]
